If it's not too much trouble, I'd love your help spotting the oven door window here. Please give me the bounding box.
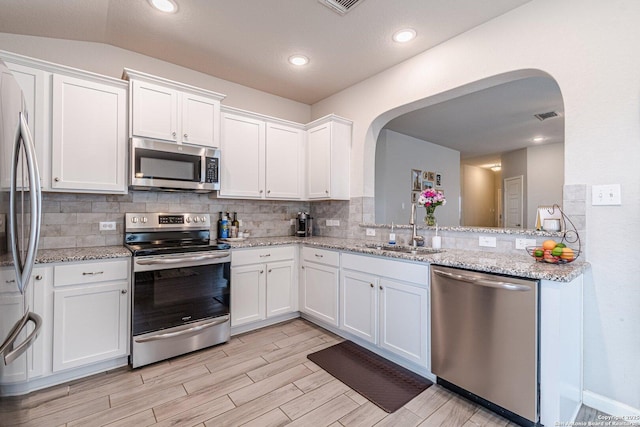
[133,263,230,335]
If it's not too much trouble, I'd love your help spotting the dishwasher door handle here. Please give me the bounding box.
[432,268,532,292]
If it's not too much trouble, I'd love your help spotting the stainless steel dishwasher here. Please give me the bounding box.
[431,266,539,426]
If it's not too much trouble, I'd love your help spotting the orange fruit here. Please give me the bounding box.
[542,240,557,251]
[560,247,574,261]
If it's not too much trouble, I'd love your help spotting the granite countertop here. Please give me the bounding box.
[1,237,589,282]
[227,236,589,282]
[0,246,132,267]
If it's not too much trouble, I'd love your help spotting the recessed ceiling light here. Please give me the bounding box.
[393,28,417,43]
[148,0,178,13]
[288,55,309,66]
[490,164,502,172]
[532,136,545,142]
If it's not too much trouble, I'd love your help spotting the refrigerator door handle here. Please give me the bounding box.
[0,309,43,366]
[9,112,41,295]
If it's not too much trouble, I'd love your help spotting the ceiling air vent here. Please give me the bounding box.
[318,0,365,15]
[534,111,560,121]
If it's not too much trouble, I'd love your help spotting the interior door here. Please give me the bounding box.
[504,175,523,228]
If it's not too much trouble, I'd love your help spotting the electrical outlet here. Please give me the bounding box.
[515,238,536,249]
[332,220,340,226]
[366,228,376,236]
[99,221,116,231]
[592,184,621,205]
[479,236,496,247]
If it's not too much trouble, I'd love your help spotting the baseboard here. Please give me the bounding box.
[583,390,640,425]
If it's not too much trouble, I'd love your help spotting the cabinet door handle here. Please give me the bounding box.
[260,270,264,274]
[183,133,188,139]
[121,289,128,294]
[370,283,374,288]
[172,131,177,138]
[325,190,329,194]
[259,189,264,194]
[54,177,60,182]
[267,190,271,194]
[259,254,271,258]
[314,254,323,258]
[82,271,104,276]
[5,279,15,284]
[379,285,383,290]
[301,266,305,269]
[268,269,272,273]
[35,275,42,281]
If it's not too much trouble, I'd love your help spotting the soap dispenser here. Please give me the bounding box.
[389,222,396,245]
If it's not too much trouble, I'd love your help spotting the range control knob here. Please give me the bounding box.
[132,217,138,223]
[193,217,199,223]
[200,216,206,223]
[141,217,148,223]
[186,217,191,223]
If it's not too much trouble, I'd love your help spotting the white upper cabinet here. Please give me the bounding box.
[265,122,304,199]
[220,111,266,198]
[2,51,128,194]
[130,80,178,142]
[124,69,225,148]
[51,74,128,193]
[220,107,304,200]
[306,115,352,200]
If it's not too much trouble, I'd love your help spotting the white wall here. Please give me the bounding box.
[312,0,640,414]
[0,33,311,123]
[527,142,564,228]
[375,130,460,226]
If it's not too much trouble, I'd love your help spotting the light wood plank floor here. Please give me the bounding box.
[0,319,558,426]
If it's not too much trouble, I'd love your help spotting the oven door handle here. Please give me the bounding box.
[134,315,230,343]
[135,253,229,265]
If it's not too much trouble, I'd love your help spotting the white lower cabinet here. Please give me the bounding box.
[340,253,429,369]
[0,267,51,385]
[231,246,296,327]
[52,259,130,372]
[299,247,340,327]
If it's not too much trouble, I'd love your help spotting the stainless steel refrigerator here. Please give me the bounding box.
[0,59,43,368]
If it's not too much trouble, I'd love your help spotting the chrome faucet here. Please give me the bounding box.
[410,203,424,247]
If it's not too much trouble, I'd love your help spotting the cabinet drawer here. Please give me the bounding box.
[54,259,129,287]
[232,246,295,266]
[342,253,428,286]
[302,246,340,267]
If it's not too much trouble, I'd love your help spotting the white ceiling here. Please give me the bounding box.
[0,0,531,104]
[384,76,565,166]
[0,0,556,161]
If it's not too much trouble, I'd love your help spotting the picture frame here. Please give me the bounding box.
[422,180,434,190]
[411,169,422,191]
[435,172,442,187]
[422,171,429,180]
[426,171,436,182]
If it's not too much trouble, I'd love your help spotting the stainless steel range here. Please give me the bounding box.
[125,212,231,368]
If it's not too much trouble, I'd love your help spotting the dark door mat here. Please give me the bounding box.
[307,340,432,413]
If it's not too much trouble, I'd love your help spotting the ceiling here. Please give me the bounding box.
[0,0,531,104]
[384,76,565,166]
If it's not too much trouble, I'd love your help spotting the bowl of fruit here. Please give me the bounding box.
[526,239,580,264]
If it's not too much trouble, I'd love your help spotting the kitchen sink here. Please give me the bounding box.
[364,243,442,254]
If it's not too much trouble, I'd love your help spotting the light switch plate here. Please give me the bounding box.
[592,184,621,205]
[366,228,376,236]
[515,238,536,249]
[479,236,497,247]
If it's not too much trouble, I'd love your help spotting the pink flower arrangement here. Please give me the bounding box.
[418,189,446,208]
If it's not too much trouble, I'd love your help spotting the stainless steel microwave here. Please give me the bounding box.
[130,138,220,192]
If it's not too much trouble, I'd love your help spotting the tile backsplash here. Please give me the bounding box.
[39,192,310,249]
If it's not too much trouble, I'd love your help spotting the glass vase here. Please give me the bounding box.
[425,206,436,226]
